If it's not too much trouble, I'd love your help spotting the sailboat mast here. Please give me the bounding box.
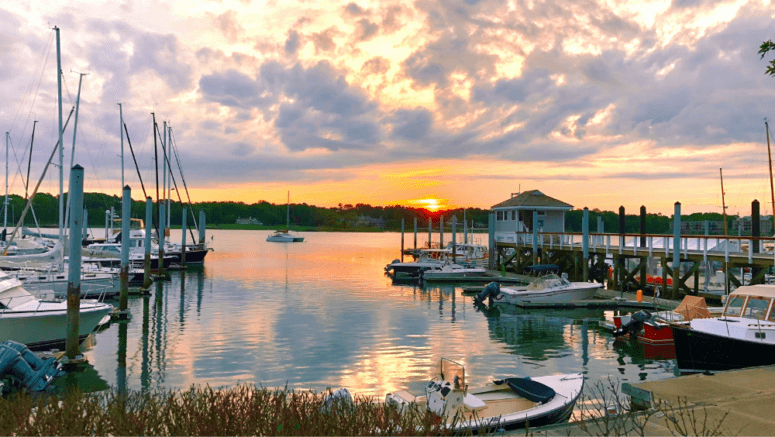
[26,121,37,199]
[4,131,8,231]
[55,26,64,241]
[287,191,290,229]
[720,168,728,236]
[119,103,124,189]
[766,121,775,220]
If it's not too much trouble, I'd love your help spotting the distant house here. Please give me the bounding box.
[351,215,386,228]
[235,217,263,225]
[491,190,573,243]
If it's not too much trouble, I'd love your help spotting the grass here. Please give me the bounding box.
[0,384,471,436]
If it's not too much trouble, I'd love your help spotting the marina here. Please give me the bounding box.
[41,230,682,401]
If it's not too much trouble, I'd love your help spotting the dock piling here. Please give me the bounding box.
[66,165,84,361]
[143,197,152,289]
[119,185,130,313]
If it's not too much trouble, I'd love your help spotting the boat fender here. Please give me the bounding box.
[474,282,500,304]
[613,310,652,337]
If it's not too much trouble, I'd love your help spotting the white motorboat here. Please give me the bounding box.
[378,358,584,433]
[10,267,118,300]
[475,273,602,305]
[671,284,775,372]
[0,270,114,350]
[421,262,492,282]
[384,251,447,281]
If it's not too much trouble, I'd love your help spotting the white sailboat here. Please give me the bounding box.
[266,192,304,243]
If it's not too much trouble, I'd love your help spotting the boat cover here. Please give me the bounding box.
[496,377,556,404]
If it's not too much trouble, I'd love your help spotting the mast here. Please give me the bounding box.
[767,121,775,222]
[720,168,728,236]
[26,121,37,199]
[162,121,167,228]
[166,124,171,229]
[64,71,86,237]
[55,26,64,241]
[153,113,160,231]
[4,131,8,231]
[119,103,124,189]
[287,191,290,230]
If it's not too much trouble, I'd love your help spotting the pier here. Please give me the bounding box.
[490,201,775,300]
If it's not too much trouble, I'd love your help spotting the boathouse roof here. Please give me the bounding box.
[491,190,573,210]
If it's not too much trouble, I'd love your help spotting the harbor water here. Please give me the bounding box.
[58,230,679,401]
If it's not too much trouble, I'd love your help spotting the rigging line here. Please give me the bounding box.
[9,31,54,137]
[3,106,75,254]
[155,124,196,243]
[169,128,199,233]
[123,122,148,199]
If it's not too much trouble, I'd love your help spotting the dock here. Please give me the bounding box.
[537,365,775,436]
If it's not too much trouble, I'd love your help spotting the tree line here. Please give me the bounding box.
[0,192,745,235]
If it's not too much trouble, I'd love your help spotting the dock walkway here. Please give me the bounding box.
[537,365,775,436]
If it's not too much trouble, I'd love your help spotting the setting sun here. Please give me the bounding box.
[408,197,446,212]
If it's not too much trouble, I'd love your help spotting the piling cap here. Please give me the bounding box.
[124,185,131,191]
[71,164,83,170]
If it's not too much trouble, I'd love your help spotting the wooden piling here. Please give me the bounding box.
[65,165,84,360]
[119,185,130,313]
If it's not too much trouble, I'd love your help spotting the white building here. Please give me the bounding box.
[492,190,573,244]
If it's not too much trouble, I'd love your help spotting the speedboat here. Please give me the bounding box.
[384,253,446,281]
[266,229,304,243]
[0,270,114,350]
[421,262,492,282]
[670,284,775,372]
[475,273,602,305]
[381,358,583,433]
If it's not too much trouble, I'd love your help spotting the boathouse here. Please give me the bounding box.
[491,190,573,244]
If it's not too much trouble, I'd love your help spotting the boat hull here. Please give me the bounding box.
[671,323,775,372]
[495,284,601,304]
[0,302,114,350]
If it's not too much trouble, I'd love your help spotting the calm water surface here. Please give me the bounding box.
[62,230,679,398]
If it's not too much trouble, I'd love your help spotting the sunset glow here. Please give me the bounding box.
[2,0,775,216]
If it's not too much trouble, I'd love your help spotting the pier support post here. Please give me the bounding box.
[119,185,130,312]
[159,203,166,276]
[83,208,88,243]
[413,217,417,252]
[452,216,457,262]
[532,210,538,265]
[198,210,206,245]
[181,207,187,269]
[66,165,84,360]
[440,216,444,249]
[463,210,468,244]
[582,207,589,282]
[640,206,646,248]
[428,218,432,248]
[488,211,495,270]
[143,197,153,288]
[672,202,681,300]
[401,218,404,262]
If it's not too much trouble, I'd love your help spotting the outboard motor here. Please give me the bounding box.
[474,282,500,305]
[613,310,652,337]
[0,341,63,392]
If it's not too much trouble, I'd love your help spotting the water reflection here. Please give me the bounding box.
[66,231,679,398]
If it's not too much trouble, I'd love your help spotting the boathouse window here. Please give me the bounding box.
[743,296,770,320]
[723,295,746,317]
[511,211,516,220]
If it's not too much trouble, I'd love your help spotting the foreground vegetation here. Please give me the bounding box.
[0,385,462,436]
[0,379,740,436]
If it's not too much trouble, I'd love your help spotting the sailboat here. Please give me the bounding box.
[266,192,304,243]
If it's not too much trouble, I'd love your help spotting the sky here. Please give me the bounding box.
[2,0,775,216]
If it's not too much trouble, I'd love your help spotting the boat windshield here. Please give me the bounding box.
[438,358,465,389]
[722,295,746,317]
[527,273,568,291]
[742,296,771,320]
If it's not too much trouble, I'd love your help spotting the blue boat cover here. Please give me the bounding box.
[497,377,556,404]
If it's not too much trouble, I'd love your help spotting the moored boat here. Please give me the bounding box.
[382,358,584,433]
[475,274,602,305]
[0,270,114,350]
[421,262,492,282]
[670,284,775,373]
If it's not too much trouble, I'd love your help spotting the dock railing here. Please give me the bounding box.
[495,230,775,267]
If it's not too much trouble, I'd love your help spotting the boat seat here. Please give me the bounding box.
[463,393,486,412]
[391,390,416,403]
